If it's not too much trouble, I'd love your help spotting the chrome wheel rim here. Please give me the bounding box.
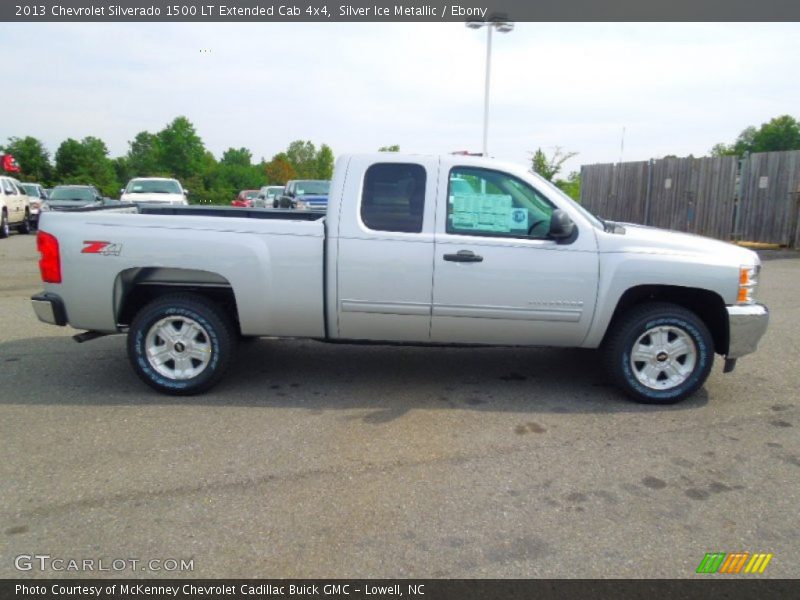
[145,316,212,380]
[630,325,697,390]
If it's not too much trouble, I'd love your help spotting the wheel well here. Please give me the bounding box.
[606,285,728,354]
[115,268,240,333]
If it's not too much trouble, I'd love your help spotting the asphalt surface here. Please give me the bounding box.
[0,232,798,578]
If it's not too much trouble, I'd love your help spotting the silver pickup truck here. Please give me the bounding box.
[31,153,769,404]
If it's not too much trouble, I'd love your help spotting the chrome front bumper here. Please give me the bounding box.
[727,304,769,359]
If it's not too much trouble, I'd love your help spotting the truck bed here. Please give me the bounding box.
[36,206,327,338]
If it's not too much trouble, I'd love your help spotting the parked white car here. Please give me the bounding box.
[120,178,188,205]
[19,182,48,227]
[254,185,285,208]
[0,175,32,238]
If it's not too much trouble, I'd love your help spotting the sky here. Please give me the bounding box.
[2,22,799,177]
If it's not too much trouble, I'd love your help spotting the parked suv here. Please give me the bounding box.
[120,178,188,205]
[41,185,115,212]
[275,180,330,210]
[0,175,32,238]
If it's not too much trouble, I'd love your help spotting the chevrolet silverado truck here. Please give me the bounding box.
[30,153,769,403]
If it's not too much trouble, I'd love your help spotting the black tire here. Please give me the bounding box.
[0,211,8,239]
[603,302,714,404]
[127,293,236,395]
[18,210,31,234]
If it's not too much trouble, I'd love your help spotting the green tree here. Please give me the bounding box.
[54,136,118,196]
[315,144,334,179]
[378,144,400,152]
[555,171,581,201]
[126,131,162,176]
[2,136,53,183]
[750,115,800,152]
[54,138,84,180]
[530,146,578,182]
[285,140,318,178]
[156,116,205,179]
[710,115,800,156]
[220,147,253,167]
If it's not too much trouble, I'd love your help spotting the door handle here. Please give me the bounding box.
[443,250,483,263]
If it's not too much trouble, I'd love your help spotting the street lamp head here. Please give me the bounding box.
[465,20,485,29]
[494,22,515,33]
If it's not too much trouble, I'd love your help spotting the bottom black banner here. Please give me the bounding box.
[1,579,797,600]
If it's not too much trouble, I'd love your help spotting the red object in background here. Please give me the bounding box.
[1,153,21,173]
[231,189,259,208]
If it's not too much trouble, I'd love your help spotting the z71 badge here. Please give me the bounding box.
[81,241,123,256]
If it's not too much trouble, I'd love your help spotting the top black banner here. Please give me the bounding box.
[4,0,800,22]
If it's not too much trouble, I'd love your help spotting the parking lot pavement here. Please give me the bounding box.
[0,233,798,578]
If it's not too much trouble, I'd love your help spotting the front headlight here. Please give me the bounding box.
[737,264,760,304]
[40,203,51,212]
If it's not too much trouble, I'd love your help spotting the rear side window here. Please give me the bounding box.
[361,163,426,233]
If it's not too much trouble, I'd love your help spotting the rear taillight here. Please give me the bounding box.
[37,230,62,283]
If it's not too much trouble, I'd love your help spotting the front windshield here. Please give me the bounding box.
[245,191,258,199]
[20,183,38,195]
[49,187,95,202]
[126,179,182,194]
[267,187,283,197]
[295,181,329,196]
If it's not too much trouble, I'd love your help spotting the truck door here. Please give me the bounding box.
[431,164,599,347]
[333,156,438,341]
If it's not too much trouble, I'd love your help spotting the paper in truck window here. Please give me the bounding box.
[451,193,520,233]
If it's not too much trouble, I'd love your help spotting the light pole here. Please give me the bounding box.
[466,17,514,157]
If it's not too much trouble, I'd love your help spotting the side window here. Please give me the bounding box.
[361,163,426,233]
[2,178,14,195]
[446,167,555,239]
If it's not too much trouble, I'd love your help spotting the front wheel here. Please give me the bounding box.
[127,293,236,395]
[603,302,714,404]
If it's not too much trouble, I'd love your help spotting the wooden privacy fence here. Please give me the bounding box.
[580,151,800,247]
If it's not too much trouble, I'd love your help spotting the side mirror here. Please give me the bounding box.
[549,209,575,240]
[120,188,125,195]
[184,189,190,195]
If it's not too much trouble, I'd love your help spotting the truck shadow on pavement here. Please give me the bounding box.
[0,335,709,415]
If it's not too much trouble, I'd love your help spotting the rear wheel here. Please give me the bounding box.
[0,211,8,239]
[18,210,31,234]
[604,302,714,404]
[127,293,236,395]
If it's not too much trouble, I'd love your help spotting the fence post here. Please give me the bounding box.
[644,158,654,225]
[733,152,749,241]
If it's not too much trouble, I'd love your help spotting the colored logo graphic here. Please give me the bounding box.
[696,552,773,574]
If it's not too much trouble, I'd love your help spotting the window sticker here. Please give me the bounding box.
[508,208,529,231]
[452,193,515,233]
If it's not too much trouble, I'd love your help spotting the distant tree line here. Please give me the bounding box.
[0,116,335,204]
[710,114,800,156]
